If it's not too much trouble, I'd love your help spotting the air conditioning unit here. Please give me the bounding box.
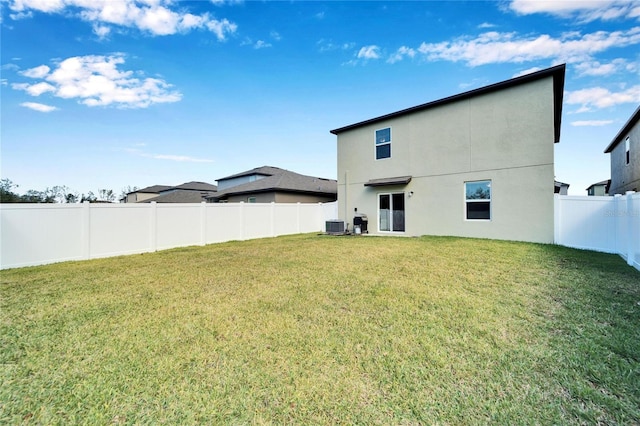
[325,220,345,235]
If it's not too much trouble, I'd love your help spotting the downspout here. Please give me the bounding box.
[344,170,349,231]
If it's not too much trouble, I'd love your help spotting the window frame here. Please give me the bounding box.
[625,136,630,165]
[375,127,392,160]
[464,180,492,221]
[247,196,257,203]
[378,191,405,233]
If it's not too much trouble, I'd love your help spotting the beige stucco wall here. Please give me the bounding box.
[127,192,158,203]
[336,77,556,243]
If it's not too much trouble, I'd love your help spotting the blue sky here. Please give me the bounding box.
[1,0,639,198]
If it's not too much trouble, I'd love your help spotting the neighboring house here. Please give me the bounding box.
[124,181,217,203]
[554,180,570,195]
[207,166,337,203]
[330,64,565,244]
[586,180,610,196]
[604,105,640,195]
[123,185,173,203]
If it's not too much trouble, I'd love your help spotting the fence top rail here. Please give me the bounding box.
[555,193,639,201]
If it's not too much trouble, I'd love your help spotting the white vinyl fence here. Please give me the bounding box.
[0,201,339,270]
[554,192,640,271]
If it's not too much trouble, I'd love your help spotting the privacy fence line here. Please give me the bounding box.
[0,201,339,270]
[554,192,640,271]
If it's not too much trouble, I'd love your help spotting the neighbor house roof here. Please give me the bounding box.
[216,166,280,182]
[554,180,570,188]
[130,185,173,195]
[586,180,611,191]
[330,64,566,143]
[142,189,217,203]
[208,166,337,201]
[604,105,640,153]
[172,181,217,191]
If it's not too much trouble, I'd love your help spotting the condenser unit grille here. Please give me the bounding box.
[325,220,345,234]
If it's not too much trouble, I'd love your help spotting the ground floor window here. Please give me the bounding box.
[465,180,491,220]
[379,192,405,232]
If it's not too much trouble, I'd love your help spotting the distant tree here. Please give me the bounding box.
[119,185,138,202]
[65,193,79,203]
[98,189,116,202]
[0,179,58,203]
[81,192,97,203]
[0,179,21,203]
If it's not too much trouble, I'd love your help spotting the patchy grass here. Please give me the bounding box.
[1,234,639,424]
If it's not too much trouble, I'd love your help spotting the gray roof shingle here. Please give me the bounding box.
[209,166,336,201]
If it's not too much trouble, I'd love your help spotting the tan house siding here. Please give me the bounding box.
[224,192,335,204]
[607,109,640,195]
[335,67,563,244]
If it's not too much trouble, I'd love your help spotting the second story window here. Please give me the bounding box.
[375,127,391,160]
[626,136,630,165]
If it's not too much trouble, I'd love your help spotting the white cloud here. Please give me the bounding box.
[20,64,50,78]
[20,102,58,112]
[415,27,640,66]
[509,0,640,22]
[574,58,634,76]
[152,154,213,163]
[125,147,213,162]
[512,67,542,77]
[387,46,416,64]
[8,0,238,39]
[565,85,640,111]
[571,120,614,126]
[11,54,182,108]
[92,24,111,39]
[317,39,354,52]
[253,40,271,49]
[478,22,496,29]
[12,81,56,96]
[357,45,380,60]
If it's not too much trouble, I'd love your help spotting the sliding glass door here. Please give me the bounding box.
[379,193,405,232]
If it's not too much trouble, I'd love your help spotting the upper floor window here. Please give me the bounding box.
[626,136,630,165]
[465,180,491,220]
[375,127,391,160]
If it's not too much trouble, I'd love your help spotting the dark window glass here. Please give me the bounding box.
[376,144,391,160]
[376,128,391,144]
[392,193,405,231]
[467,202,491,220]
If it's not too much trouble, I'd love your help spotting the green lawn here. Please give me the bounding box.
[1,234,639,424]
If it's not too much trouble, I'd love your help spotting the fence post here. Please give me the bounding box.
[82,201,91,260]
[553,194,560,245]
[296,202,301,234]
[627,191,635,267]
[614,194,622,255]
[200,202,207,246]
[239,202,245,240]
[150,202,157,252]
[270,202,276,237]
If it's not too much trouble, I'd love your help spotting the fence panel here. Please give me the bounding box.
[89,204,153,258]
[205,203,243,243]
[156,203,203,250]
[0,204,85,268]
[554,195,617,253]
[555,193,639,271]
[0,201,338,269]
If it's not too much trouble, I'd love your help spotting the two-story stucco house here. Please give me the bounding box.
[330,64,565,244]
[604,105,639,195]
